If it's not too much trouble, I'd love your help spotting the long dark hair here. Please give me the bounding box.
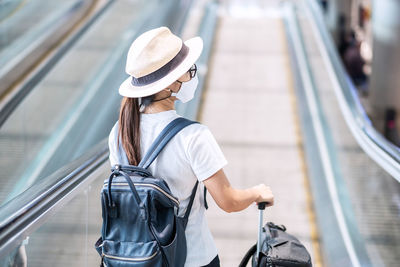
[118,95,154,165]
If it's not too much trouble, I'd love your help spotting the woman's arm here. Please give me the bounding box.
[203,169,274,213]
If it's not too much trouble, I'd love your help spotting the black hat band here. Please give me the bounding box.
[131,44,189,87]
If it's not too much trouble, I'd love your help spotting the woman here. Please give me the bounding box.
[108,27,274,267]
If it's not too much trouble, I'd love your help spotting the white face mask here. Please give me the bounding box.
[172,75,199,103]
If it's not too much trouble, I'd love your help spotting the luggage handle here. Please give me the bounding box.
[239,202,271,267]
[257,202,270,261]
[257,202,267,210]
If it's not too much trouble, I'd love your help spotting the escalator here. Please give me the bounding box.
[284,1,400,266]
[0,0,216,265]
[0,0,399,266]
[0,0,194,204]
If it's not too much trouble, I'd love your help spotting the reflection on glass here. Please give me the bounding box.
[0,0,85,67]
[0,0,149,206]
[0,167,106,267]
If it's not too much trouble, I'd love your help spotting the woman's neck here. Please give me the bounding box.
[143,98,175,114]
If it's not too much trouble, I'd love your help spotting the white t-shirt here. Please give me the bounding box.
[108,110,228,267]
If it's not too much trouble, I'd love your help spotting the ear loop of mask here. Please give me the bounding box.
[151,90,173,103]
[140,80,184,109]
[150,81,182,103]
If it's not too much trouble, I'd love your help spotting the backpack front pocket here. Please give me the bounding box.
[102,240,162,267]
[160,217,187,267]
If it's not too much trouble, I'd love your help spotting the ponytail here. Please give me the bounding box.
[118,97,141,165]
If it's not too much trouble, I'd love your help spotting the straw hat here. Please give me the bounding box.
[118,27,203,98]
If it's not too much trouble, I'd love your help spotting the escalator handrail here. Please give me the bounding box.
[305,0,400,181]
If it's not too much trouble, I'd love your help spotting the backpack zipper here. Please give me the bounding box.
[104,182,179,206]
[101,250,158,262]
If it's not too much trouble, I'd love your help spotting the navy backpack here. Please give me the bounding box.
[95,117,199,267]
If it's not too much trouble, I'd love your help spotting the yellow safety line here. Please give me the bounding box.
[0,0,27,24]
[278,19,325,267]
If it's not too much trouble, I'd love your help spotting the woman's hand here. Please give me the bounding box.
[203,169,274,212]
[252,184,274,207]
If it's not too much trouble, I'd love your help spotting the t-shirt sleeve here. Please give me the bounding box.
[108,122,119,167]
[186,125,228,181]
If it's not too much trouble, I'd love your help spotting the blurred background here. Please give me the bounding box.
[0,0,399,266]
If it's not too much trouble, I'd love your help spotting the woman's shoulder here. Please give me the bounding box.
[181,120,210,135]
[111,120,119,131]
[179,121,217,149]
[108,120,119,144]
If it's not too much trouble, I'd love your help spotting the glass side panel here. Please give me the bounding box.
[0,0,151,205]
[297,10,400,267]
[0,163,107,267]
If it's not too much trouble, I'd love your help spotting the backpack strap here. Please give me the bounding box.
[183,181,199,229]
[138,117,197,169]
[238,243,257,267]
[204,186,209,210]
[138,117,208,214]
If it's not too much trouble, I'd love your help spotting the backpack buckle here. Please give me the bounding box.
[113,164,120,172]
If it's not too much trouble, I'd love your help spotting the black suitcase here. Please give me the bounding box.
[239,203,312,267]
